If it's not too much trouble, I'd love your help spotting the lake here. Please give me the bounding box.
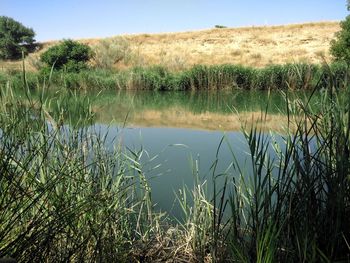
[67,89,315,217]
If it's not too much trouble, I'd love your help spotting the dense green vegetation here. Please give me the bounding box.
[0,62,348,91]
[0,65,349,262]
[330,15,350,64]
[0,16,36,60]
[40,39,92,73]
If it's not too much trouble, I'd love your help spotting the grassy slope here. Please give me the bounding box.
[0,21,340,71]
[121,21,340,68]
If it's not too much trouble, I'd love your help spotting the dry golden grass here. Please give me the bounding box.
[0,21,340,71]
[120,21,339,69]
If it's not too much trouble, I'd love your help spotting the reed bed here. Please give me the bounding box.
[0,66,349,262]
[0,62,348,91]
[175,66,350,262]
[0,84,166,261]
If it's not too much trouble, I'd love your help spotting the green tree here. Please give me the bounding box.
[40,39,92,72]
[0,16,36,59]
[330,15,350,64]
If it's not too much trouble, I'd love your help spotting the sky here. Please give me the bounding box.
[1,1,348,42]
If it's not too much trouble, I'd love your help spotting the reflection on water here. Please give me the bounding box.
[92,90,314,131]
[93,123,288,218]
[96,124,250,217]
[75,90,315,217]
[42,89,315,217]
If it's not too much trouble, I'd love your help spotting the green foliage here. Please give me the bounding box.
[0,86,155,261]
[177,64,254,90]
[255,64,318,90]
[330,15,350,63]
[223,64,255,89]
[40,39,92,72]
[222,80,350,262]
[318,61,349,88]
[0,16,36,59]
[131,66,174,91]
[1,62,348,91]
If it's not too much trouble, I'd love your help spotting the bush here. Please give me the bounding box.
[330,15,350,64]
[0,16,36,59]
[40,39,92,72]
[92,37,131,69]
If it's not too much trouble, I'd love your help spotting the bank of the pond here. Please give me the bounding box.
[0,62,348,91]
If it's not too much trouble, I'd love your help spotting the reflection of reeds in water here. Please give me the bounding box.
[92,89,311,131]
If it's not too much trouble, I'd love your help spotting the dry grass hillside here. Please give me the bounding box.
[121,21,340,69]
[0,21,341,71]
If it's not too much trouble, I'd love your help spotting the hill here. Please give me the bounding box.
[0,21,341,71]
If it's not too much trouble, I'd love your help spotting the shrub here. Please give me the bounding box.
[40,39,92,72]
[27,53,45,71]
[330,15,350,64]
[92,37,131,69]
[0,16,36,59]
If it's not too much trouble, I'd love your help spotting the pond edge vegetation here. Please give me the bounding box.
[0,63,349,262]
[0,62,349,91]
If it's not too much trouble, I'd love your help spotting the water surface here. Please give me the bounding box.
[76,90,312,216]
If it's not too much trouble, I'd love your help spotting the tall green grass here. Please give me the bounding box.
[0,62,348,91]
[213,66,350,262]
[0,85,160,261]
[173,66,349,262]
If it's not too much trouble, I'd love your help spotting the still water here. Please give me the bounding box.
[75,90,314,216]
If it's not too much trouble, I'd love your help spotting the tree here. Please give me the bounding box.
[0,16,36,60]
[40,39,92,72]
[330,15,350,64]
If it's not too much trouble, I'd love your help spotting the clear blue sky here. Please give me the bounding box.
[1,0,348,41]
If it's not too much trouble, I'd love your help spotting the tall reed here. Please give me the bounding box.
[1,62,348,91]
[0,81,159,261]
[211,65,350,262]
